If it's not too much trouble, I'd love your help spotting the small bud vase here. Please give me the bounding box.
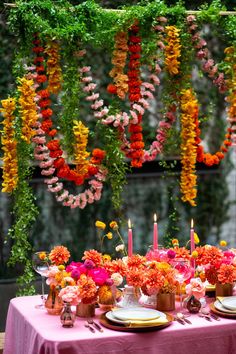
[215,283,233,297]
[60,303,76,328]
[45,287,63,315]
[186,295,201,313]
[76,302,96,318]
[156,293,175,312]
[118,285,141,308]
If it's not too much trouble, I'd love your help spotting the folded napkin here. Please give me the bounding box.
[123,317,168,327]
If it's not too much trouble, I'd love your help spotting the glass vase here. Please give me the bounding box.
[60,302,76,328]
[45,287,63,315]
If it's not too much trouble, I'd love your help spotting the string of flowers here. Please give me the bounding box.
[107,31,129,100]
[186,15,227,94]
[164,25,181,76]
[18,77,39,144]
[72,120,90,175]
[45,40,63,94]
[225,46,236,147]
[0,97,18,192]
[29,35,108,208]
[180,89,198,207]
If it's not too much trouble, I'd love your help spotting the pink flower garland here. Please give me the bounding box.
[24,64,107,209]
[186,15,227,93]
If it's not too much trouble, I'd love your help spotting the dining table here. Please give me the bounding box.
[3,295,236,354]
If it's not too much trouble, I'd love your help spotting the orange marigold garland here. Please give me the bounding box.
[73,120,90,175]
[18,77,39,144]
[0,98,18,192]
[45,40,62,94]
[164,26,181,76]
[180,89,198,206]
[108,31,129,99]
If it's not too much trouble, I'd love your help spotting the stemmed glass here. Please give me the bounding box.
[32,251,50,309]
[172,258,192,310]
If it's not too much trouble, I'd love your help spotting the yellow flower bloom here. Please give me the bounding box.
[109,221,118,230]
[73,120,90,175]
[106,232,113,240]
[220,240,227,247]
[191,250,198,258]
[164,26,181,76]
[39,252,47,260]
[95,221,106,230]
[157,262,171,270]
[194,232,200,244]
[58,265,65,271]
[172,238,179,246]
[102,254,111,262]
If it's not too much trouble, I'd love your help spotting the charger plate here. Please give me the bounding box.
[99,312,174,332]
[209,302,236,319]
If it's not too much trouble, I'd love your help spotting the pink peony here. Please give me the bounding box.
[88,267,110,286]
[185,277,205,300]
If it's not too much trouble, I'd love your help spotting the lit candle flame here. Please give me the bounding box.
[154,213,157,223]
[128,219,132,229]
[191,219,194,229]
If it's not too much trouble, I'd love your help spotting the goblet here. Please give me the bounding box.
[32,251,49,309]
[172,258,192,310]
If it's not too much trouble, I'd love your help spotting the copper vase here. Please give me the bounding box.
[215,283,233,297]
[45,287,63,315]
[156,293,175,311]
[76,302,96,318]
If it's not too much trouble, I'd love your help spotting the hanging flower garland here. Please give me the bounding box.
[28,35,108,208]
[45,40,63,94]
[0,98,18,193]
[107,31,129,100]
[186,15,232,166]
[180,89,198,207]
[225,46,236,147]
[164,25,181,76]
[18,77,39,144]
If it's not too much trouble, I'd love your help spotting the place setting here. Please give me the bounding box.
[210,296,236,318]
[99,307,174,332]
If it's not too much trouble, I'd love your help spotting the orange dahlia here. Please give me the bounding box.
[49,245,70,265]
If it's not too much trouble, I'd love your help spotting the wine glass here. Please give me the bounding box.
[32,251,50,309]
[172,258,192,310]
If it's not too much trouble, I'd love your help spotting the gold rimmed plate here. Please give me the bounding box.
[209,302,236,319]
[99,312,174,332]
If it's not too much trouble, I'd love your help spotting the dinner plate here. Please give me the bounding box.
[214,300,236,314]
[100,313,173,332]
[106,309,166,325]
[210,302,236,318]
[220,297,236,311]
[111,307,164,321]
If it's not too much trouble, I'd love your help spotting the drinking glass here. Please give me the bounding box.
[172,258,192,310]
[32,251,50,309]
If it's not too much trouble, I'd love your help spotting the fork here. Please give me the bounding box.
[84,323,96,333]
[87,318,104,332]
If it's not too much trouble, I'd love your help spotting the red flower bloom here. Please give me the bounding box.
[47,140,60,151]
[107,84,117,94]
[38,99,51,108]
[33,46,44,53]
[49,150,63,158]
[36,75,47,83]
[38,89,50,98]
[48,129,57,137]
[88,165,98,176]
[41,108,53,118]
[92,148,106,160]
[33,56,44,63]
[53,158,65,168]
[36,66,45,73]
[41,119,53,132]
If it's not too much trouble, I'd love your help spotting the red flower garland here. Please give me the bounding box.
[126,24,144,168]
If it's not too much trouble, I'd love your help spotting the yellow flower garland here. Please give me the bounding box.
[45,40,62,94]
[164,26,181,76]
[109,31,129,99]
[18,77,39,144]
[0,97,18,192]
[73,120,90,175]
[180,89,198,206]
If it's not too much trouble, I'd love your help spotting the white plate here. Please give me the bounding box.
[214,300,236,314]
[221,297,236,311]
[105,309,166,324]
[111,307,165,321]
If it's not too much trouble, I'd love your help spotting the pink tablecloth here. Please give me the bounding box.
[3,295,236,354]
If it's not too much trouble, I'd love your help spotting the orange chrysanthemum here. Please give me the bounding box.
[195,245,223,267]
[217,264,236,284]
[49,245,70,265]
[77,274,98,303]
[141,268,165,296]
[82,249,103,267]
[127,254,146,269]
[103,259,127,277]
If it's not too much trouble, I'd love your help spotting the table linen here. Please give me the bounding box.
[3,295,236,354]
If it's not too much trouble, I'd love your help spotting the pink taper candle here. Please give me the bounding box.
[190,219,195,254]
[153,213,158,250]
[128,219,133,257]
[190,219,195,268]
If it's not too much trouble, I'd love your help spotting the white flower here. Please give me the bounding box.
[115,244,125,252]
[111,273,123,286]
